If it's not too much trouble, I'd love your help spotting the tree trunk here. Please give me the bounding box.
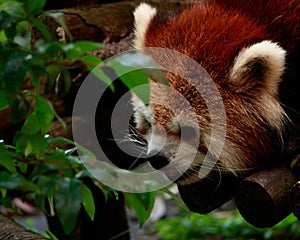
[0,213,47,240]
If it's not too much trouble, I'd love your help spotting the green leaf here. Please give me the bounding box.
[35,97,54,134]
[21,112,40,135]
[54,178,83,234]
[44,229,59,240]
[63,42,103,61]
[0,1,25,19]
[17,160,28,174]
[52,108,67,132]
[27,70,39,92]
[0,172,39,192]
[14,21,31,48]
[43,43,64,59]
[4,26,17,40]
[124,192,155,226]
[64,147,77,156]
[9,97,30,123]
[0,89,8,109]
[0,188,7,198]
[73,41,103,53]
[36,175,56,195]
[0,10,18,30]
[34,41,63,60]
[80,55,102,71]
[109,52,169,102]
[4,51,29,95]
[16,134,48,158]
[46,64,64,87]
[16,135,33,157]
[23,0,46,15]
[0,143,16,173]
[63,44,80,62]
[46,12,73,41]
[47,137,75,145]
[61,68,71,95]
[21,97,54,135]
[91,67,114,92]
[74,142,97,161]
[112,52,168,83]
[47,195,55,216]
[119,70,150,104]
[28,134,48,158]
[28,17,51,42]
[35,175,56,215]
[81,184,95,221]
[41,149,71,165]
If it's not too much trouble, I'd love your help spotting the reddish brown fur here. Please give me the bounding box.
[136,0,300,172]
[209,0,300,52]
[145,0,299,82]
[145,4,266,82]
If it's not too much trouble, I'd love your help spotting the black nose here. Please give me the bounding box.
[148,152,169,170]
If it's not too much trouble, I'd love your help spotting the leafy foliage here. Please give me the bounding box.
[0,0,160,237]
[156,211,300,240]
[0,0,105,236]
[125,192,155,227]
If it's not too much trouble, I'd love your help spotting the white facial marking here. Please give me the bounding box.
[147,125,167,155]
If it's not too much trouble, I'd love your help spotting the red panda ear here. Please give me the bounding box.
[229,40,286,96]
[133,3,157,50]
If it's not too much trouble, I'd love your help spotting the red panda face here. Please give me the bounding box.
[131,3,288,185]
[132,78,205,183]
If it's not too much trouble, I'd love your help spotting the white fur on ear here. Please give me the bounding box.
[230,40,286,96]
[133,3,157,50]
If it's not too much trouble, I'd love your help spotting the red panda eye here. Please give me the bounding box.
[180,126,197,139]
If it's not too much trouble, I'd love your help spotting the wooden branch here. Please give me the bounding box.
[33,0,201,44]
[44,0,103,10]
[0,213,47,240]
[177,172,239,214]
[235,164,298,228]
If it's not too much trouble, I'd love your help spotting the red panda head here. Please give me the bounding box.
[131,3,288,184]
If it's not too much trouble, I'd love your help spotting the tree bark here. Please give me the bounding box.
[34,0,201,44]
[0,213,47,240]
[177,172,239,214]
[236,164,298,228]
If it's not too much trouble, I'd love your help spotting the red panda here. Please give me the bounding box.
[131,0,300,185]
